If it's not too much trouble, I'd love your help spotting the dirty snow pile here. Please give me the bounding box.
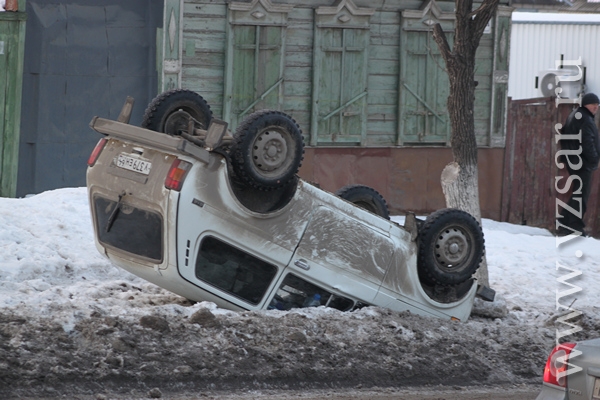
[1,188,600,399]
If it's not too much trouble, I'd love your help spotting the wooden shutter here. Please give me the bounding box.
[312,27,368,144]
[224,0,293,130]
[229,25,283,128]
[310,0,374,146]
[398,0,454,145]
[400,30,452,144]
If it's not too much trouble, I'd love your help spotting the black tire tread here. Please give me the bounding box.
[141,89,212,133]
[230,110,304,191]
[335,184,390,220]
[417,208,484,286]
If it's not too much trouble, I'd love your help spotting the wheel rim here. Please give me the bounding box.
[251,128,294,176]
[434,226,473,270]
[164,109,192,135]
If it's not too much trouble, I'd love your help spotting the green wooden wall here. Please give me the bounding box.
[169,0,511,148]
[0,9,26,197]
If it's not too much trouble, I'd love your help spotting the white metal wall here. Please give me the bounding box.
[509,21,600,100]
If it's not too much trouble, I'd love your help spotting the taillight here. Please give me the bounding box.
[542,342,579,388]
[165,159,192,191]
[88,138,108,167]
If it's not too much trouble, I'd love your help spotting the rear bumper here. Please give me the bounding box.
[535,383,567,400]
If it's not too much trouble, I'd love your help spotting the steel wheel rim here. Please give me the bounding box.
[434,226,472,270]
[251,128,293,176]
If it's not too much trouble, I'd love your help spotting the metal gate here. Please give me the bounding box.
[502,97,600,237]
[16,0,162,197]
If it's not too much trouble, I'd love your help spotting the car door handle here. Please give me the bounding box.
[294,259,310,270]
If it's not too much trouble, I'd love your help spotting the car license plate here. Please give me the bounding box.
[115,154,152,175]
[594,378,600,399]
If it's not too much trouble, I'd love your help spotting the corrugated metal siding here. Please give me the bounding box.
[509,22,600,100]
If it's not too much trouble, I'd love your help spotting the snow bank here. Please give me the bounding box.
[1,188,599,398]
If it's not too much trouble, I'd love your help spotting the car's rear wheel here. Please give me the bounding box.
[141,89,212,135]
[335,184,390,220]
[230,110,304,191]
[418,209,484,286]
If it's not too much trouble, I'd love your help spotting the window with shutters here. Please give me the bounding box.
[398,1,454,145]
[310,0,374,146]
[224,0,293,130]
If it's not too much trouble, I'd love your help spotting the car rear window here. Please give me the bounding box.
[195,236,278,305]
[93,196,163,262]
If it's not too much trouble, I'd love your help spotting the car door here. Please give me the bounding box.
[286,205,396,304]
[175,176,298,310]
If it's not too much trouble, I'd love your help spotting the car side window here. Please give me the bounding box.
[269,274,355,312]
[195,236,278,305]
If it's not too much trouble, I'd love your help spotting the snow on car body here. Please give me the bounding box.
[86,90,486,321]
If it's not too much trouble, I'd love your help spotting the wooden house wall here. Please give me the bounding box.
[0,9,26,197]
[181,3,228,118]
[173,0,511,148]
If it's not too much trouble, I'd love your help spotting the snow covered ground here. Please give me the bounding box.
[1,188,599,399]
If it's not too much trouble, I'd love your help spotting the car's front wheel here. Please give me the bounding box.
[418,208,484,286]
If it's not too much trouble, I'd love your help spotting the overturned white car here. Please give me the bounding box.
[86,89,491,321]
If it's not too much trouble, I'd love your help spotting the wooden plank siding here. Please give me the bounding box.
[181,3,228,118]
[174,0,511,148]
[501,97,600,238]
[366,10,399,146]
[475,38,493,146]
[283,8,314,134]
[488,8,511,147]
[0,10,27,197]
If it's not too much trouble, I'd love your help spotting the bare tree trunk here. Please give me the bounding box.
[441,162,481,221]
[431,0,499,288]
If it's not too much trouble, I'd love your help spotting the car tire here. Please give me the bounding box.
[230,110,304,191]
[418,208,484,286]
[335,184,390,220]
[141,89,212,134]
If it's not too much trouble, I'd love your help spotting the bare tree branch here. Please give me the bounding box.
[469,0,501,42]
[432,23,453,67]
